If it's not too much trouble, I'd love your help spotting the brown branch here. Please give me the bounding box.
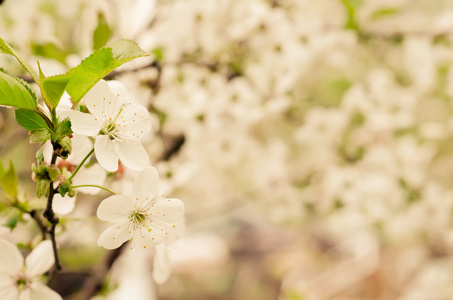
[42,145,62,283]
[29,210,48,240]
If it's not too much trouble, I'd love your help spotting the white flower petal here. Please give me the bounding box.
[133,167,159,206]
[60,110,100,136]
[116,105,151,139]
[107,80,129,105]
[98,223,131,249]
[152,244,172,284]
[72,164,106,195]
[150,198,185,224]
[67,134,94,165]
[131,228,164,250]
[29,283,62,300]
[52,194,76,215]
[0,240,24,275]
[97,195,134,222]
[18,289,30,300]
[84,80,116,120]
[25,240,54,277]
[164,219,186,243]
[114,140,149,171]
[0,272,15,298]
[0,289,17,300]
[95,135,119,172]
[0,286,19,300]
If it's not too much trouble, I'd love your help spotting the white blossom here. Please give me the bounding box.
[97,167,184,249]
[62,80,152,172]
[0,240,61,300]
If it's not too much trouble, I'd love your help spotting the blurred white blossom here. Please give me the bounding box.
[0,240,61,300]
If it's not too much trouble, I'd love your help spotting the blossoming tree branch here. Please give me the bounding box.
[0,37,185,299]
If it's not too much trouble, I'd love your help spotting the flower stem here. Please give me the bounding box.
[71,185,117,195]
[67,147,94,182]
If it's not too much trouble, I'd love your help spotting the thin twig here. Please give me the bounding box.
[29,210,48,240]
[42,145,62,281]
[71,184,117,195]
[67,148,94,182]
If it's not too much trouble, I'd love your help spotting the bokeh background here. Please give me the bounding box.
[2,0,453,299]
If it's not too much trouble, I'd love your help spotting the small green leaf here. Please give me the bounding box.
[58,182,71,197]
[340,0,363,31]
[15,109,50,131]
[0,68,37,110]
[29,128,51,145]
[151,47,164,62]
[51,117,73,142]
[1,160,18,198]
[47,166,61,182]
[32,42,67,64]
[93,13,111,50]
[371,8,399,20]
[4,214,19,231]
[36,178,50,198]
[40,71,71,111]
[35,148,45,165]
[58,136,72,159]
[37,61,53,112]
[0,37,38,82]
[56,118,73,137]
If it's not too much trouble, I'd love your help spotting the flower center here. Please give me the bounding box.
[15,273,31,291]
[129,211,146,224]
[100,108,124,139]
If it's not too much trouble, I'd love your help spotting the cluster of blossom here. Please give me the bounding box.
[0,75,185,299]
[1,0,453,299]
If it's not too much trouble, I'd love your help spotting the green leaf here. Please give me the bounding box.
[371,8,399,20]
[51,117,72,142]
[36,178,50,198]
[0,37,38,82]
[41,39,148,108]
[58,136,72,159]
[58,182,71,197]
[47,166,61,182]
[15,109,50,131]
[93,13,111,50]
[56,118,73,136]
[4,214,19,231]
[0,160,18,198]
[32,42,67,64]
[340,0,363,31]
[151,47,164,62]
[106,39,148,62]
[38,64,71,110]
[0,68,37,110]
[29,128,51,145]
